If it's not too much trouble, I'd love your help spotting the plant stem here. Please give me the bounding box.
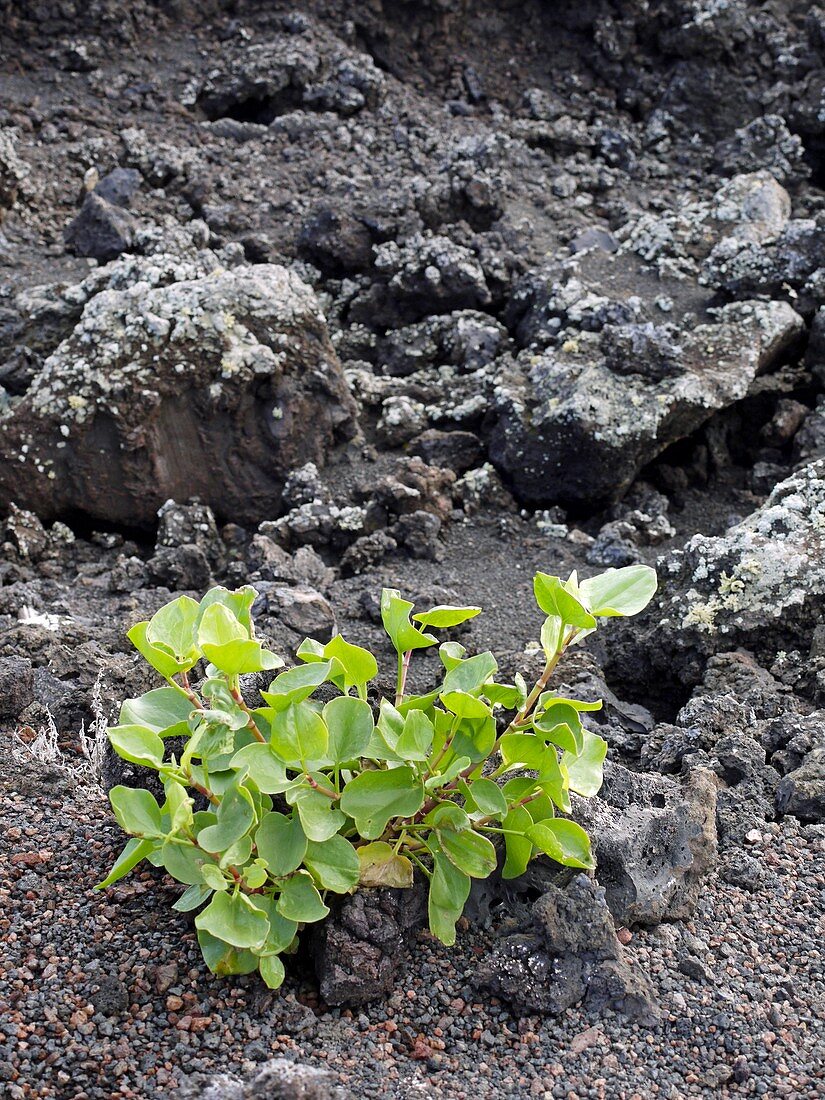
[395,649,412,705]
[407,851,432,880]
[305,773,339,800]
[230,687,267,744]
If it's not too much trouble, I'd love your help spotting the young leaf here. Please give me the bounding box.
[198,604,282,676]
[304,835,360,893]
[323,696,374,765]
[562,728,608,797]
[146,595,200,662]
[533,573,596,630]
[250,895,299,954]
[97,837,155,889]
[526,819,595,870]
[261,662,333,711]
[195,891,270,950]
[438,641,466,671]
[424,754,472,791]
[197,585,258,635]
[276,871,330,923]
[412,605,482,630]
[395,709,435,762]
[579,565,657,617]
[323,634,378,691]
[255,812,307,876]
[196,783,255,853]
[109,786,164,838]
[127,621,193,679]
[357,841,414,888]
[107,725,165,770]
[427,848,471,946]
[339,767,424,839]
[380,589,437,654]
[441,652,498,695]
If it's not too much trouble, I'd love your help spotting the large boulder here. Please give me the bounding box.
[488,299,803,507]
[648,460,825,684]
[0,263,357,526]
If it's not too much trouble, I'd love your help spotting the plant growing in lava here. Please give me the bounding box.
[98,565,657,988]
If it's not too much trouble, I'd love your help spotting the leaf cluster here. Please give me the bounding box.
[99,566,657,987]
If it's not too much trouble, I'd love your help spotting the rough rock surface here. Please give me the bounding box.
[475,874,660,1024]
[0,261,356,526]
[179,1058,350,1100]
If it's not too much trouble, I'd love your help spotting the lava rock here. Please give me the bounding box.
[0,127,28,223]
[314,886,426,1006]
[776,748,825,822]
[266,585,335,641]
[297,207,374,276]
[713,115,809,186]
[93,166,142,207]
[0,655,35,718]
[64,192,137,262]
[180,1057,350,1099]
[573,763,718,927]
[410,429,484,474]
[0,261,357,527]
[155,499,225,570]
[339,530,397,576]
[146,544,212,591]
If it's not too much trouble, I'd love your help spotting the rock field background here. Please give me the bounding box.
[0,1,824,1097]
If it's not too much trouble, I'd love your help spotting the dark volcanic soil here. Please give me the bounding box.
[2,1,825,1097]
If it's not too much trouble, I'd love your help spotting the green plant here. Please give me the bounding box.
[98,565,657,987]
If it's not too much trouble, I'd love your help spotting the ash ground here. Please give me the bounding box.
[2,1,825,1097]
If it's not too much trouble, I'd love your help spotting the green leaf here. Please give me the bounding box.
[146,595,200,661]
[438,827,497,879]
[107,725,165,770]
[339,767,424,840]
[287,782,346,842]
[230,743,291,794]
[197,929,259,976]
[109,786,163,837]
[244,862,268,890]
[276,871,330,924]
[526,819,595,869]
[97,837,155,889]
[450,715,496,765]
[380,589,437,654]
[268,702,328,766]
[533,573,596,630]
[395,709,435,761]
[357,841,414,888]
[562,728,608,797]
[501,804,533,879]
[323,634,378,691]
[128,620,193,679]
[439,691,491,720]
[196,783,255,853]
[441,652,498,695]
[427,848,471,946]
[483,682,524,709]
[499,732,553,771]
[163,779,194,834]
[249,894,298,954]
[120,687,193,736]
[424,754,471,791]
[255,812,307,876]
[466,778,508,818]
[579,565,657,617]
[413,605,482,630]
[540,614,564,658]
[533,702,584,755]
[197,586,257,634]
[201,863,230,892]
[198,604,283,675]
[538,693,603,713]
[220,835,252,869]
[184,716,237,765]
[161,840,211,885]
[304,834,360,893]
[259,953,286,990]
[261,662,333,711]
[173,883,212,912]
[195,890,270,949]
[438,641,466,671]
[323,696,374,765]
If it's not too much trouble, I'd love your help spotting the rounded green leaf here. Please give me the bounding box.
[197,929,259,976]
[437,827,497,879]
[109,786,163,837]
[196,784,256,853]
[287,783,346,842]
[427,849,471,946]
[259,953,286,990]
[195,890,270,949]
[269,702,328,766]
[526,819,595,869]
[579,565,657,617]
[255,812,307,876]
[441,652,498,695]
[97,837,155,889]
[501,804,533,879]
[250,895,299,953]
[230,743,291,794]
[339,767,424,840]
[562,728,608,798]
[467,778,508,818]
[146,595,200,660]
[440,691,492,720]
[173,883,212,912]
[323,696,374,765]
[533,573,596,630]
[127,620,191,678]
[161,840,211,885]
[120,687,193,736]
[395,709,435,762]
[323,635,378,690]
[276,871,330,923]
[107,725,164,770]
[261,662,333,711]
[304,834,360,893]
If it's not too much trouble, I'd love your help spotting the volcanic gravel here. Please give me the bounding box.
[2,756,823,1100]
